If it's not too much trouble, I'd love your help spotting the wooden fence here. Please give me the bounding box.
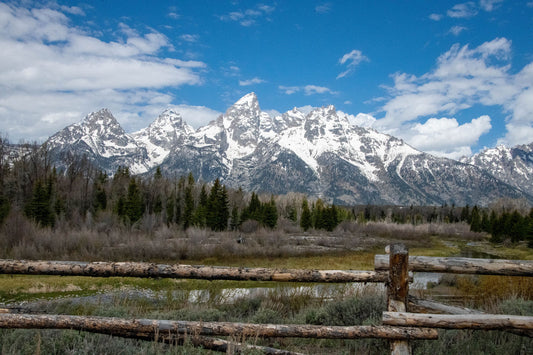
[0,245,532,354]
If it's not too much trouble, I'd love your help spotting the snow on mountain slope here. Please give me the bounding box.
[47,109,150,174]
[44,94,533,205]
[461,143,533,195]
[132,109,194,168]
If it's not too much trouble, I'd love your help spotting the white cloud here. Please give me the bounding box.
[447,2,478,18]
[449,25,467,36]
[429,13,443,21]
[408,116,492,158]
[315,3,332,14]
[219,4,275,26]
[180,34,199,42]
[239,77,266,86]
[337,49,369,79]
[340,112,376,128]
[0,2,205,141]
[376,37,533,156]
[60,5,85,16]
[304,85,335,95]
[168,105,221,128]
[479,0,504,12]
[279,85,336,95]
[279,86,300,95]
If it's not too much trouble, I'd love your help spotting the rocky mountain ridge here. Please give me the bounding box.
[44,93,533,206]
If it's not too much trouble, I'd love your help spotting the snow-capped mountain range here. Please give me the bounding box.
[46,93,533,206]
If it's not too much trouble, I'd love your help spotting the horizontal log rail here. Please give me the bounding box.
[0,259,388,283]
[375,255,533,276]
[0,313,439,340]
[383,312,533,331]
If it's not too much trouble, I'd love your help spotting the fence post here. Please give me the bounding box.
[387,244,410,355]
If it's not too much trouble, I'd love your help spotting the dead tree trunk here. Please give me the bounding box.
[387,244,411,355]
[0,313,438,340]
[0,259,388,283]
[375,255,533,276]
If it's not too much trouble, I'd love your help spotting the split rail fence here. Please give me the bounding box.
[0,244,532,354]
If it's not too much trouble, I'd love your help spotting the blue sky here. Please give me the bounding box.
[1,0,532,159]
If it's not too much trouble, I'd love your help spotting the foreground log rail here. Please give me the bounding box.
[1,248,533,354]
[0,313,439,340]
[374,254,533,276]
[0,259,388,283]
[383,312,533,331]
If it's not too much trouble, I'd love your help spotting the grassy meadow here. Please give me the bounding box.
[1,221,533,354]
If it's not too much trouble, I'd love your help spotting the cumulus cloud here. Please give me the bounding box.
[408,116,492,158]
[375,37,533,156]
[340,112,376,128]
[429,13,443,21]
[168,104,221,128]
[279,85,336,96]
[337,49,369,79]
[0,2,205,141]
[239,77,266,86]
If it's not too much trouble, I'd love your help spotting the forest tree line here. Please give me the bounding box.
[0,138,532,246]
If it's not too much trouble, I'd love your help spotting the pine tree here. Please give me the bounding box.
[300,198,312,231]
[262,196,278,229]
[460,205,470,223]
[25,179,55,227]
[125,178,144,223]
[470,205,481,232]
[216,185,229,231]
[230,204,240,230]
[193,184,208,227]
[183,184,194,230]
[287,203,297,223]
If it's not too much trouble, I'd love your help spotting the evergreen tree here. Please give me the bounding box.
[509,210,526,242]
[287,203,297,223]
[470,205,481,232]
[243,192,261,222]
[300,198,312,231]
[489,210,502,242]
[262,196,278,229]
[0,192,9,224]
[207,179,229,231]
[192,184,208,227]
[230,204,240,230]
[460,205,470,223]
[166,192,175,225]
[324,204,339,232]
[25,179,55,227]
[217,185,229,231]
[183,184,194,230]
[125,178,144,223]
[480,210,490,233]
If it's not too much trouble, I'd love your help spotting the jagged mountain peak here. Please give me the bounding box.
[234,92,259,107]
[44,95,533,206]
[224,92,261,122]
[83,108,118,125]
[145,109,192,133]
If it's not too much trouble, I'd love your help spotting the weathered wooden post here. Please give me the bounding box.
[387,244,410,355]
